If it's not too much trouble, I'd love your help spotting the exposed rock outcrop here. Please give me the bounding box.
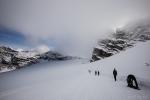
[91,19,150,62]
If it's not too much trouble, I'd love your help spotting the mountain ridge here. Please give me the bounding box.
[91,19,150,62]
[0,46,71,72]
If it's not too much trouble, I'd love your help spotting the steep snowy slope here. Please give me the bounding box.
[0,41,150,100]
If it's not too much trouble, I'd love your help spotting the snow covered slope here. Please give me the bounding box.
[0,41,150,100]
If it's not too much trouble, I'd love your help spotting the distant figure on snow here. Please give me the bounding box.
[97,70,100,76]
[95,70,97,76]
[113,68,117,81]
[127,74,139,89]
[88,69,91,74]
[94,70,100,76]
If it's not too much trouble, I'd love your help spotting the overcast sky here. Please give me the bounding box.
[0,0,150,57]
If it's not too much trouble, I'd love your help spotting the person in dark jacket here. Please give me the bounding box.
[95,70,97,76]
[113,68,117,81]
[97,71,100,76]
[88,69,91,74]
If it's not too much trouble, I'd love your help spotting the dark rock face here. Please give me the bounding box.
[91,55,100,62]
[91,20,150,62]
[0,46,18,64]
[11,56,39,69]
[99,39,132,51]
[91,38,132,62]
[38,51,69,61]
[0,46,18,70]
[91,48,112,62]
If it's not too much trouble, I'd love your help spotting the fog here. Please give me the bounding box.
[0,0,150,57]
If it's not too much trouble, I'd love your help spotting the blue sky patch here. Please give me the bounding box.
[0,27,27,46]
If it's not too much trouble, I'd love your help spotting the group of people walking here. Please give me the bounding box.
[88,68,118,82]
[88,68,139,90]
[95,70,100,76]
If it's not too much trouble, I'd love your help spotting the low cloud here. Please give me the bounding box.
[36,45,51,54]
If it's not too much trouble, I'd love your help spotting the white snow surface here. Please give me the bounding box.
[0,41,150,100]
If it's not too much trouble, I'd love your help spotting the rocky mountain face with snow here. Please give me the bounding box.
[0,46,18,66]
[38,51,71,61]
[0,47,69,71]
[91,19,150,62]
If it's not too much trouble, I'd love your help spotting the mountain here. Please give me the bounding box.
[91,19,150,62]
[0,46,70,73]
[38,51,71,61]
